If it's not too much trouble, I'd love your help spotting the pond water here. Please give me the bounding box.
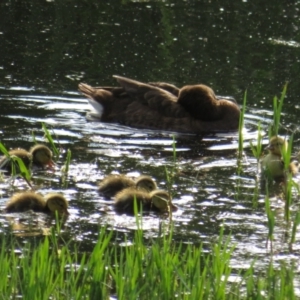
[1,0,300,272]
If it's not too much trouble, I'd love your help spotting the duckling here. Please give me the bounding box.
[0,144,54,173]
[151,190,178,212]
[98,174,157,198]
[114,189,177,214]
[4,191,69,215]
[261,136,298,181]
[78,75,240,133]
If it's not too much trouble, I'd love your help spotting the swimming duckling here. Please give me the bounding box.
[0,144,54,173]
[261,136,298,181]
[98,174,157,198]
[114,189,177,214]
[79,75,240,133]
[4,191,69,215]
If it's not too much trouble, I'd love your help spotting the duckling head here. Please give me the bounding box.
[265,136,287,156]
[45,193,69,215]
[150,190,177,212]
[30,145,54,168]
[135,175,157,192]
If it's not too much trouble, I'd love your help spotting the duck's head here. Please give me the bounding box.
[178,84,216,105]
[177,84,234,121]
[30,145,54,168]
[45,193,69,215]
[150,190,177,212]
[265,136,287,156]
[135,175,157,192]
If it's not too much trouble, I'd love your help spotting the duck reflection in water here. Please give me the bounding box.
[79,75,240,134]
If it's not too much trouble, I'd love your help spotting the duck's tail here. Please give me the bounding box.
[78,83,95,99]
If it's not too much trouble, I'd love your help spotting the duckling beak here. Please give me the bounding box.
[47,160,56,170]
[170,203,178,212]
[265,144,274,151]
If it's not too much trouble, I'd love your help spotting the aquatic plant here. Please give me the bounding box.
[249,121,263,163]
[264,193,275,254]
[237,91,247,160]
[269,84,287,137]
[63,149,72,174]
[42,122,60,159]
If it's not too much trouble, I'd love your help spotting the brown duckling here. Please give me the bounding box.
[98,174,157,198]
[0,144,54,173]
[114,189,177,214]
[4,191,69,215]
[261,136,298,181]
[78,75,240,133]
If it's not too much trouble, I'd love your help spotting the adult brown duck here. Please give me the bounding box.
[0,144,54,173]
[4,191,69,215]
[261,136,298,181]
[78,76,240,134]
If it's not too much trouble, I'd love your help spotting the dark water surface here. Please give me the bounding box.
[1,0,300,272]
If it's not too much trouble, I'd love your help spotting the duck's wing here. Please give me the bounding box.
[148,82,179,96]
[114,75,162,98]
[114,75,190,118]
[94,81,179,97]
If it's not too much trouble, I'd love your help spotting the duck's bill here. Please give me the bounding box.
[47,160,56,169]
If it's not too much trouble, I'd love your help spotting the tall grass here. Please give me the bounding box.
[165,135,177,195]
[250,121,263,164]
[237,91,247,160]
[270,84,287,137]
[42,122,60,159]
[264,192,275,254]
[0,225,298,299]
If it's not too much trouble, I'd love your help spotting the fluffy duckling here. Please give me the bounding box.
[98,174,157,198]
[261,136,298,181]
[78,75,240,133]
[114,189,177,214]
[4,191,69,215]
[0,144,54,173]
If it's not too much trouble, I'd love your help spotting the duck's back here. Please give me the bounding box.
[98,175,135,198]
[80,76,240,133]
[5,192,46,213]
[114,189,152,214]
[0,149,32,172]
